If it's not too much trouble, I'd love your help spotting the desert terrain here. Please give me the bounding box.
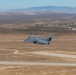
[0,12,76,75]
[0,33,76,75]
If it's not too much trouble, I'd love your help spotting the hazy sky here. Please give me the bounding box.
[0,0,76,11]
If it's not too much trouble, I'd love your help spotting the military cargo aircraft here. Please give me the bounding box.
[24,35,52,44]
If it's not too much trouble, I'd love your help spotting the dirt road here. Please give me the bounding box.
[0,61,76,66]
[31,51,76,59]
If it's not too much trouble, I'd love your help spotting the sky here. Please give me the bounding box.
[0,0,76,11]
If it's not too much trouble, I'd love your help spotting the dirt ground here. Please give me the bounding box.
[0,65,76,75]
[0,33,76,75]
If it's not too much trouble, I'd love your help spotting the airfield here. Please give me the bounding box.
[0,11,76,74]
[0,33,76,75]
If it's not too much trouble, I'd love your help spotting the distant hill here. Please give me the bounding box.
[10,6,76,13]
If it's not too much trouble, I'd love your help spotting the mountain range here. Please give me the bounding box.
[10,6,76,13]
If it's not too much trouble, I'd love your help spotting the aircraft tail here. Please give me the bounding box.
[47,36,52,44]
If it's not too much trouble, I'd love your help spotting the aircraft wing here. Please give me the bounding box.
[36,39,48,44]
[24,38,37,43]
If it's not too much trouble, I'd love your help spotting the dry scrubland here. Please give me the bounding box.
[0,33,76,75]
[0,65,76,75]
[0,12,76,75]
